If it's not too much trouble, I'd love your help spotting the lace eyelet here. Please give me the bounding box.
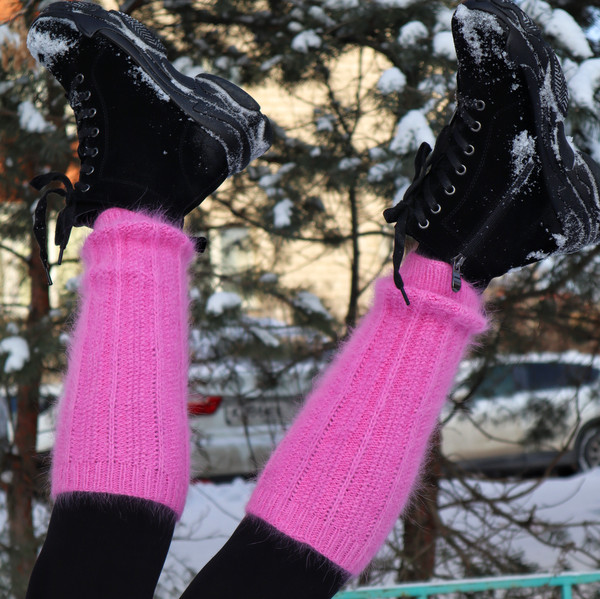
[475,99,486,111]
[81,91,91,101]
[80,183,90,192]
[470,121,482,132]
[464,144,475,156]
[75,73,84,84]
[86,108,97,118]
[90,147,99,158]
[456,164,467,176]
[431,204,442,214]
[91,128,100,137]
[418,219,430,229]
[85,166,95,175]
[444,185,456,196]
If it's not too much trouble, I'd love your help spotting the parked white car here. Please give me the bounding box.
[443,352,600,474]
[188,351,600,478]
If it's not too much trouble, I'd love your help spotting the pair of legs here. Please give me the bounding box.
[26,209,485,599]
[25,0,600,597]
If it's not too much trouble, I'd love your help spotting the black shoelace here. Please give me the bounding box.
[383,100,484,305]
[31,172,80,285]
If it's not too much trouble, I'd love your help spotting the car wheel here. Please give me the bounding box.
[576,423,600,471]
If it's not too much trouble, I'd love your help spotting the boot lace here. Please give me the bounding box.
[30,73,99,285]
[383,99,485,304]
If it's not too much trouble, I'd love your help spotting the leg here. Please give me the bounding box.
[26,210,194,599]
[180,253,487,599]
[26,3,271,596]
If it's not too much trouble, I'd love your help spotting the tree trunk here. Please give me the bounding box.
[398,427,442,583]
[7,231,50,598]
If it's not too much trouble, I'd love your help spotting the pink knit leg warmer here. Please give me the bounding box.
[51,208,195,518]
[247,252,488,576]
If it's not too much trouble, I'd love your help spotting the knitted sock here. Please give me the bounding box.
[246,252,488,579]
[179,253,487,599]
[26,208,194,599]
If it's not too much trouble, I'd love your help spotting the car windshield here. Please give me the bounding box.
[472,362,600,399]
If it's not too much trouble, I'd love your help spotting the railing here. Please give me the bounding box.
[335,571,600,599]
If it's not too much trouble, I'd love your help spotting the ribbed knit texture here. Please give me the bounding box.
[247,252,488,575]
[51,208,195,517]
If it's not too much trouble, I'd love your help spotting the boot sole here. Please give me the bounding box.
[463,0,596,245]
[31,1,271,173]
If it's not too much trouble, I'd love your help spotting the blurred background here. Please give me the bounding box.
[1,0,600,596]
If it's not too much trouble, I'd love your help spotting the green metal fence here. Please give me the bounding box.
[335,571,600,599]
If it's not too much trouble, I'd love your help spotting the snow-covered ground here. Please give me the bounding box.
[156,470,600,596]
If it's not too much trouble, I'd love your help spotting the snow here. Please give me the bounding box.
[325,0,359,8]
[18,101,55,134]
[0,24,20,49]
[368,160,397,183]
[374,0,419,7]
[568,59,600,111]
[273,198,294,228]
[26,17,78,68]
[433,31,456,61]
[157,479,253,596]
[213,56,235,71]
[291,30,322,53]
[398,21,428,48]
[452,4,505,65]
[308,6,335,27]
[392,179,411,207]
[65,276,81,292]
[519,0,553,26]
[172,56,204,78]
[294,291,332,319]
[154,470,600,596]
[249,326,280,347]
[259,273,278,284]
[260,54,282,72]
[316,114,336,132]
[389,110,435,155]
[435,6,454,33]
[377,67,406,95]
[259,163,295,195]
[338,157,361,171]
[544,9,593,59]
[0,336,30,373]
[511,130,536,179]
[205,292,242,316]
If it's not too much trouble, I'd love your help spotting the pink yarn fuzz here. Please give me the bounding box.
[51,208,195,517]
[247,253,488,575]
